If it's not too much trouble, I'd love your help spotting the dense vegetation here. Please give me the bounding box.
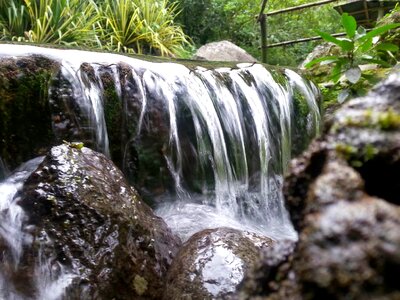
[177,0,342,65]
[0,0,398,68]
[0,0,191,56]
[0,0,350,64]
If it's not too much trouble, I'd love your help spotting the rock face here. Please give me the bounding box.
[164,227,273,300]
[194,41,257,62]
[0,56,58,171]
[18,144,181,299]
[239,72,400,299]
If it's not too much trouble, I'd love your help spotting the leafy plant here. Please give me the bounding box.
[96,0,191,56]
[0,0,99,45]
[23,0,99,45]
[267,2,342,66]
[0,0,30,40]
[305,12,400,102]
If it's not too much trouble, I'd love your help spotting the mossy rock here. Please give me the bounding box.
[0,55,59,171]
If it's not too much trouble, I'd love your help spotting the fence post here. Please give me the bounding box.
[260,14,267,63]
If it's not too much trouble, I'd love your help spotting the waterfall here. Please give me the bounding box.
[0,157,76,299]
[0,45,321,243]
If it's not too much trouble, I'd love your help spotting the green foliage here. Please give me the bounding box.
[266,1,342,66]
[0,0,99,45]
[376,4,400,62]
[176,0,343,65]
[335,142,378,168]
[23,0,99,45]
[306,12,400,102]
[0,0,29,40]
[96,0,191,56]
[342,108,400,131]
[176,0,259,56]
[0,0,191,57]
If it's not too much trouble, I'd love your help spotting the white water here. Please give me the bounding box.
[0,45,320,242]
[0,157,76,299]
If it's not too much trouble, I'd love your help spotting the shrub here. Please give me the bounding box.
[96,0,191,56]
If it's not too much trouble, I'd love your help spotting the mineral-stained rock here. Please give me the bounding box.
[17,144,181,299]
[238,71,400,299]
[164,227,274,300]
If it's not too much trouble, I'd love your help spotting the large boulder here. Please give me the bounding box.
[239,71,400,299]
[194,41,257,62]
[15,144,181,299]
[164,227,274,300]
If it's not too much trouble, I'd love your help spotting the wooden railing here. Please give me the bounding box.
[258,0,342,63]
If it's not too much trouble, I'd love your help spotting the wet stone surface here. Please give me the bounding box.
[238,71,400,299]
[164,227,273,300]
[18,144,181,299]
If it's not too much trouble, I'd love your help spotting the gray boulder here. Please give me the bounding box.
[194,41,257,62]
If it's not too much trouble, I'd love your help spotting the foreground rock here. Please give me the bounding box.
[17,144,181,299]
[239,72,400,299]
[194,40,257,62]
[164,227,274,300]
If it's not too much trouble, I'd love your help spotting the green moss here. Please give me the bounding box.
[377,108,400,130]
[0,56,59,170]
[343,108,400,131]
[335,142,379,167]
[102,71,123,166]
[335,143,358,160]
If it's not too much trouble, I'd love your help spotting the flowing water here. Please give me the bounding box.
[0,157,76,299]
[0,45,321,298]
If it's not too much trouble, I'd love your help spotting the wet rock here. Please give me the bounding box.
[194,41,257,62]
[0,55,58,171]
[237,239,298,299]
[238,72,400,299]
[18,144,181,299]
[164,227,273,300]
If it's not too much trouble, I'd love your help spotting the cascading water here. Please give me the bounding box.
[0,45,320,298]
[0,157,76,299]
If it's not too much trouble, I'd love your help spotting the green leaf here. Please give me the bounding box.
[376,43,399,52]
[359,23,400,41]
[304,56,340,68]
[316,30,355,51]
[360,57,391,67]
[359,38,373,52]
[316,30,346,49]
[337,38,354,51]
[341,13,357,38]
[331,62,344,83]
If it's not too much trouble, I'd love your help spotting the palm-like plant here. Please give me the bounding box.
[133,0,191,56]
[97,0,143,53]
[97,0,191,56]
[0,0,30,40]
[0,0,191,57]
[0,0,99,46]
[23,0,99,45]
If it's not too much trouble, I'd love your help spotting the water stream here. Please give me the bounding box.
[0,45,321,298]
[0,157,76,299]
